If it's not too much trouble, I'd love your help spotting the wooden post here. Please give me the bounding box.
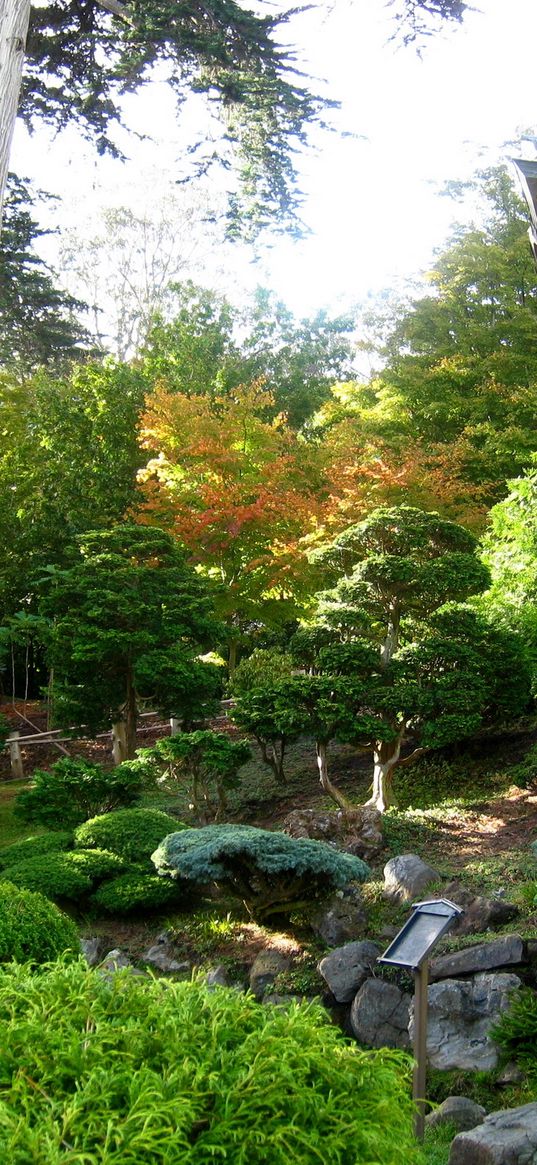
[7,731,24,779]
[170,716,180,736]
[413,959,429,1141]
[111,720,127,765]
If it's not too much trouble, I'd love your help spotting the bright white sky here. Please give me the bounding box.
[10,0,537,319]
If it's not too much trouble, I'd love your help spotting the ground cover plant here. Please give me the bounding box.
[0,959,423,1165]
[152,823,370,919]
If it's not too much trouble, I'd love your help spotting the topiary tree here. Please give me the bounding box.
[146,731,251,822]
[152,823,369,919]
[0,881,79,964]
[14,756,143,829]
[74,808,185,863]
[231,683,305,785]
[283,506,531,811]
[39,525,222,759]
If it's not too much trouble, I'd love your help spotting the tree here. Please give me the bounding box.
[265,506,530,812]
[39,524,222,758]
[480,468,537,683]
[138,380,323,667]
[144,730,252,822]
[0,175,89,373]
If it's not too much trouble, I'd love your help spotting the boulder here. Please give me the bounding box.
[425,1096,487,1132]
[99,948,132,972]
[350,977,411,1049]
[310,884,368,946]
[449,1102,537,1165]
[383,854,441,903]
[205,966,230,988]
[410,972,522,1071]
[249,949,293,1000]
[80,936,106,966]
[429,935,526,981]
[443,880,519,937]
[318,940,380,1003]
[142,944,190,974]
[282,807,383,860]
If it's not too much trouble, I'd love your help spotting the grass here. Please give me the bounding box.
[0,778,39,847]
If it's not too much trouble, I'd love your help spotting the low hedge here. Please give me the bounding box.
[91,868,185,914]
[0,959,423,1164]
[75,808,184,863]
[0,854,92,901]
[0,831,74,870]
[0,882,79,964]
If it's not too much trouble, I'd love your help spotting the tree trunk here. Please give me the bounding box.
[365,735,403,813]
[111,719,127,765]
[124,666,138,759]
[0,0,31,228]
[316,740,352,812]
[380,600,401,667]
[228,639,238,675]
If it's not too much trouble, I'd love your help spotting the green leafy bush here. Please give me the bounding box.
[63,848,127,881]
[91,868,185,914]
[14,757,143,829]
[492,987,537,1069]
[75,808,184,862]
[0,854,93,901]
[0,959,423,1164]
[147,731,251,821]
[0,831,74,869]
[0,882,79,964]
[152,824,370,919]
[229,648,294,696]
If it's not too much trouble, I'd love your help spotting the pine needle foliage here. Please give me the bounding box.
[152,823,369,918]
[0,960,424,1164]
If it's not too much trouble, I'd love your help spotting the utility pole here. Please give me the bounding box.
[0,0,31,228]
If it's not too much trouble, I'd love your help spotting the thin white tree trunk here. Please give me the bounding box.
[0,0,31,228]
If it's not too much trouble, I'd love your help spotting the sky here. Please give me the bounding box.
[10,0,537,323]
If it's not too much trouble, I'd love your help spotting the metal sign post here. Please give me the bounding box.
[378,898,464,1141]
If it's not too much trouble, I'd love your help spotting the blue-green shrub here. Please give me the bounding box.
[0,882,79,963]
[14,757,143,829]
[75,808,184,862]
[0,960,423,1164]
[153,823,370,919]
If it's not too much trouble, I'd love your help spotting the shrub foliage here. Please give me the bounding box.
[0,960,423,1164]
[75,808,185,862]
[152,824,370,918]
[0,831,74,869]
[91,869,185,914]
[0,882,79,964]
[14,757,143,829]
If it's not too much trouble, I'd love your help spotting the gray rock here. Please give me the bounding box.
[383,854,441,903]
[444,880,519,937]
[282,806,383,861]
[80,937,105,966]
[142,944,190,974]
[249,949,292,1000]
[350,977,411,1049]
[449,1102,537,1165]
[426,1096,487,1132]
[497,1062,526,1086]
[205,965,230,988]
[430,935,526,981]
[311,885,368,946]
[318,940,380,1002]
[411,972,522,1071]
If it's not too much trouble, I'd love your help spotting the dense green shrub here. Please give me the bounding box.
[75,808,184,862]
[91,868,185,914]
[0,854,93,901]
[492,987,537,1069]
[229,648,294,696]
[0,831,74,869]
[153,824,370,919]
[0,960,423,1164]
[0,882,79,964]
[14,757,143,829]
[63,848,127,881]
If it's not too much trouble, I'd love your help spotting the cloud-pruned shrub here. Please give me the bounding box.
[0,855,93,901]
[0,960,423,1164]
[91,868,185,914]
[75,808,184,862]
[152,824,370,919]
[0,882,79,964]
[14,757,143,829]
[0,831,74,869]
